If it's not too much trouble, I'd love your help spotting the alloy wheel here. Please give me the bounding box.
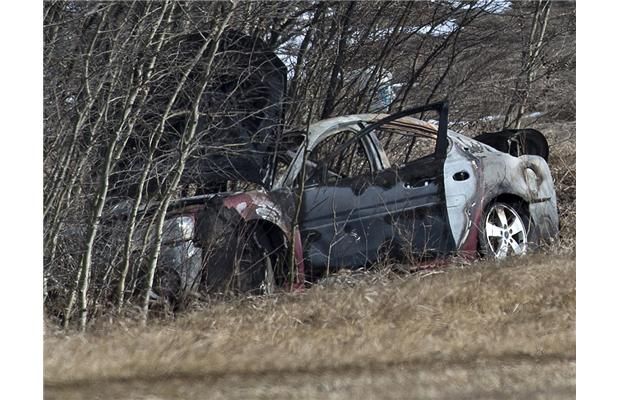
[484,203,528,259]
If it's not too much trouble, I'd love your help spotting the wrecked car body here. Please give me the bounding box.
[150,101,559,299]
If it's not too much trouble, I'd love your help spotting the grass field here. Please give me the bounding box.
[45,254,575,399]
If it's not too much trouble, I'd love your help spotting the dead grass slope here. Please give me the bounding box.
[45,254,575,399]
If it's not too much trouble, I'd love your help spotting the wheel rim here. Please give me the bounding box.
[485,204,527,259]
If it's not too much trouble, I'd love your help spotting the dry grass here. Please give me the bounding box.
[45,254,575,399]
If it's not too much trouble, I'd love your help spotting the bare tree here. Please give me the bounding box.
[504,0,553,128]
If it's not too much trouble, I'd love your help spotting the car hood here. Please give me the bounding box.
[173,30,288,190]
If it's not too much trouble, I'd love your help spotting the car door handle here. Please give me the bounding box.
[452,171,470,181]
[403,179,435,189]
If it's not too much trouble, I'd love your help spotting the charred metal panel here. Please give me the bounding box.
[478,153,555,205]
[220,190,294,237]
[527,197,560,246]
[443,134,484,251]
[300,158,455,276]
[167,189,295,239]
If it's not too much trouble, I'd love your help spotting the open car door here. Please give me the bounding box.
[298,102,456,277]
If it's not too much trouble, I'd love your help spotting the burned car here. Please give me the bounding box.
[154,101,559,299]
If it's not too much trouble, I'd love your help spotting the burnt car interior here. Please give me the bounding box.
[304,130,374,185]
[473,128,549,161]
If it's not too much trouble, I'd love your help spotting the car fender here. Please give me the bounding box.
[479,153,556,205]
[478,153,559,244]
[220,190,305,284]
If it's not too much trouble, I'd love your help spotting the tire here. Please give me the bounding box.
[233,228,275,294]
[479,202,529,259]
[205,223,276,295]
